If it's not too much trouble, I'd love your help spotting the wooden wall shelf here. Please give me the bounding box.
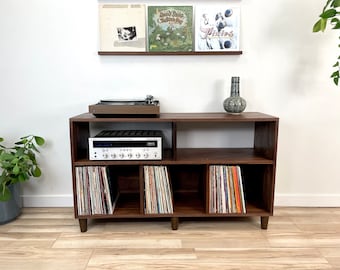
[98,51,243,56]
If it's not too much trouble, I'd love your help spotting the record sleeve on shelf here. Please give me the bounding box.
[147,5,193,52]
[195,6,240,52]
[99,4,147,52]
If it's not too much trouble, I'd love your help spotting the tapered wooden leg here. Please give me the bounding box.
[261,216,269,230]
[171,217,179,230]
[79,218,87,232]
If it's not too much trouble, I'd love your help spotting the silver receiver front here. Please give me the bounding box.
[89,130,163,160]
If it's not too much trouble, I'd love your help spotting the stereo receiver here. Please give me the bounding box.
[89,130,163,160]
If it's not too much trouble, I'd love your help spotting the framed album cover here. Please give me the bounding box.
[99,4,146,52]
[147,5,193,52]
[195,6,240,52]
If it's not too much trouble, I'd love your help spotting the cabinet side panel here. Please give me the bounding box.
[262,165,275,214]
[172,122,177,159]
[70,121,90,161]
[254,121,278,160]
[70,121,90,218]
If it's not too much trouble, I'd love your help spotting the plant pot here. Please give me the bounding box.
[0,184,22,224]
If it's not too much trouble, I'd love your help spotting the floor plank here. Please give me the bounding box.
[0,207,339,269]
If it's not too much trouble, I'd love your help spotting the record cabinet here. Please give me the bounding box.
[69,112,279,232]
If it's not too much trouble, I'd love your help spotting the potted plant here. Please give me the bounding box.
[313,0,340,85]
[0,135,45,224]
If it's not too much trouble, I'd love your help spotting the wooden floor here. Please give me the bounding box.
[0,207,340,269]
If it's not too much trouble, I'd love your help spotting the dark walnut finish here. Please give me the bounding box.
[69,112,279,232]
[98,51,243,56]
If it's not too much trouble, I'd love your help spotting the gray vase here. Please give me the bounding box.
[0,184,22,224]
[223,76,247,114]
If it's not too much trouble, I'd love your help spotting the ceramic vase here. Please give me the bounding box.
[223,76,247,114]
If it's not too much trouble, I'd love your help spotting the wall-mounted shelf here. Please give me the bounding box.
[98,51,243,56]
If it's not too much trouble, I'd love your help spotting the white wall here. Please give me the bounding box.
[0,0,339,207]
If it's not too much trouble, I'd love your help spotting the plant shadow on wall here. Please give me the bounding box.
[313,0,340,86]
[0,135,45,223]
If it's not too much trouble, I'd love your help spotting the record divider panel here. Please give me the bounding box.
[139,165,144,215]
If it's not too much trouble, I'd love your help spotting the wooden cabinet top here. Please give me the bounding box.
[70,112,279,123]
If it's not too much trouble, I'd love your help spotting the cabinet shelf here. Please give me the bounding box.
[77,203,269,219]
[73,148,273,166]
[70,112,279,232]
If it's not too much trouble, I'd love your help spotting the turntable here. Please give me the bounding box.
[89,95,160,117]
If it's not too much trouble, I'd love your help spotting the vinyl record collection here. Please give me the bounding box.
[144,165,173,214]
[209,165,246,214]
[75,166,119,215]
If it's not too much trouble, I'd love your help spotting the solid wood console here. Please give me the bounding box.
[69,112,279,232]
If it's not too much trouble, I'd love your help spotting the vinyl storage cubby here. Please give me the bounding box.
[69,112,279,232]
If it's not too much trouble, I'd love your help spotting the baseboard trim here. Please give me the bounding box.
[22,194,74,207]
[275,194,340,207]
[21,193,340,207]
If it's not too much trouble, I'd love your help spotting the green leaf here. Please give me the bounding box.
[34,136,45,146]
[333,76,339,85]
[313,18,327,32]
[0,138,3,143]
[320,9,337,19]
[11,157,19,164]
[13,164,20,174]
[15,148,25,156]
[15,138,27,145]
[313,19,322,32]
[18,174,26,181]
[333,22,340,29]
[332,0,340,7]
[1,153,15,161]
[331,70,339,78]
[331,18,340,29]
[0,186,11,201]
[333,61,339,67]
[19,172,29,181]
[32,166,42,177]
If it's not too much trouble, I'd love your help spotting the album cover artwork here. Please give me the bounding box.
[148,6,193,52]
[195,6,240,51]
[99,4,146,52]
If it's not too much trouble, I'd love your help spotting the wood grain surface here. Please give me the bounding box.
[1,207,340,269]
